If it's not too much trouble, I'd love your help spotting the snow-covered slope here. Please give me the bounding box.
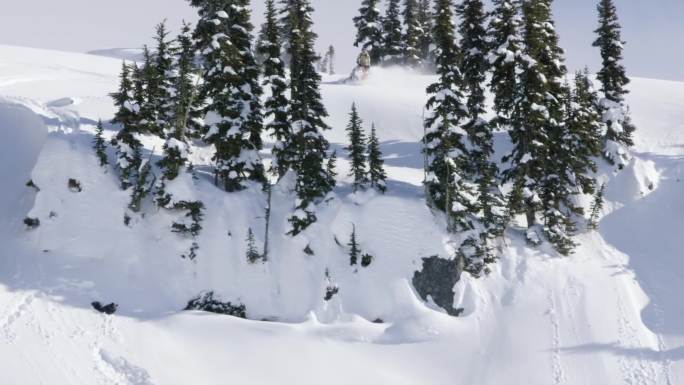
[1,45,683,385]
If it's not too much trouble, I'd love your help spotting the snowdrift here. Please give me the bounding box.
[0,45,683,385]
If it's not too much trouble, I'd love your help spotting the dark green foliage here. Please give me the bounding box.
[284,0,335,234]
[367,125,387,193]
[185,292,247,318]
[423,0,470,231]
[327,150,338,181]
[192,0,266,192]
[110,62,142,190]
[593,0,635,160]
[129,158,153,213]
[93,120,108,167]
[348,225,360,266]
[588,183,605,230]
[68,178,82,193]
[353,0,384,65]
[170,200,205,237]
[402,0,421,67]
[416,0,433,63]
[324,285,339,301]
[246,228,261,263]
[361,253,373,267]
[488,0,523,128]
[259,0,293,178]
[346,103,368,192]
[24,217,40,229]
[412,255,464,316]
[26,180,39,191]
[148,21,175,137]
[382,0,404,65]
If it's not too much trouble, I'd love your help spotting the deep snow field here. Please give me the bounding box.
[0,44,683,384]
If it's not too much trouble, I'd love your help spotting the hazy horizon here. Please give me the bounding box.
[1,0,682,81]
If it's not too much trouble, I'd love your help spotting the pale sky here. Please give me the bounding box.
[1,0,682,81]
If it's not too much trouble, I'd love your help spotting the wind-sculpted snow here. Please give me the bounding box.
[0,46,683,384]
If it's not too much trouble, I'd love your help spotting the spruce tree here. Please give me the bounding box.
[346,103,368,192]
[110,61,142,190]
[246,228,261,263]
[348,225,360,266]
[402,0,422,67]
[593,0,635,166]
[150,21,175,138]
[423,0,471,232]
[259,0,293,179]
[382,0,404,65]
[93,119,108,167]
[416,0,433,64]
[354,0,384,66]
[327,45,336,75]
[488,0,523,129]
[458,0,505,274]
[191,0,266,192]
[504,0,580,255]
[284,0,336,234]
[367,124,387,193]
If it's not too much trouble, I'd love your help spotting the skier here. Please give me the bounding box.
[352,49,372,82]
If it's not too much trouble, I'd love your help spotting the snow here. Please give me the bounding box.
[1,45,684,384]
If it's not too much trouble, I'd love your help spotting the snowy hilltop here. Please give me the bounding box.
[1,0,683,384]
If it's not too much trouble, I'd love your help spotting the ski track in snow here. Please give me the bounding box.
[547,290,568,385]
[94,348,155,385]
[0,291,36,343]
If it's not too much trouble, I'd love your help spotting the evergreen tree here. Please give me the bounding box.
[367,124,387,193]
[504,0,580,255]
[110,61,142,190]
[588,183,605,230]
[284,0,336,235]
[246,228,261,263]
[402,0,422,66]
[457,0,505,274]
[593,0,635,166]
[346,103,368,192]
[150,21,175,137]
[191,0,266,192]
[423,0,471,232]
[259,0,293,179]
[129,156,153,213]
[348,225,360,266]
[382,0,404,65]
[353,0,384,66]
[93,119,108,167]
[488,0,523,129]
[327,45,336,75]
[416,0,433,64]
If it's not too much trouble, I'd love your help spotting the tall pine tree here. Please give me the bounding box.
[416,0,433,64]
[402,0,422,67]
[488,0,523,129]
[593,0,635,167]
[110,61,142,190]
[259,0,293,179]
[192,0,266,192]
[346,103,368,192]
[423,0,472,232]
[382,0,404,65]
[353,0,384,66]
[367,124,387,193]
[284,0,336,234]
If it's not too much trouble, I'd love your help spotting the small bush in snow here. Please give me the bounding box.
[185,292,247,319]
[24,217,40,229]
[68,178,83,193]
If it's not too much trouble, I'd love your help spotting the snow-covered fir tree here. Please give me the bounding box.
[593,0,635,167]
[345,103,368,192]
[149,21,175,138]
[284,0,336,235]
[259,0,293,179]
[245,228,261,263]
[110,61,142,190]
[504,0,580,255]
[191,0,266,192]
[348,224,360,266]
[457,0,505,275]
[402,0,422,67]
[93,119,108,167]
[382,0,404,65]
[353,0,384,66]
[488,0,523,130]
[423,0,472,233]
[326,45,336,75]
[367,124,387,193]
[416,0,433,64]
